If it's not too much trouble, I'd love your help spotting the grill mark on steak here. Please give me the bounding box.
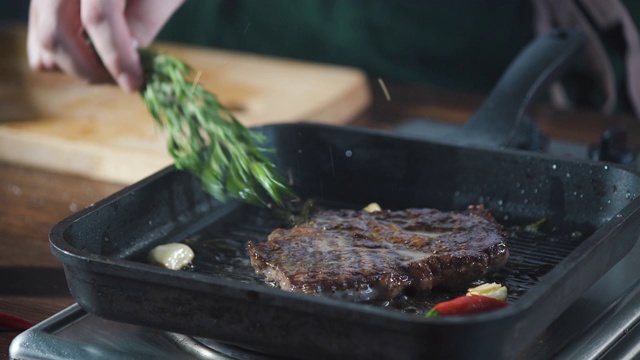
[247,205,508,302]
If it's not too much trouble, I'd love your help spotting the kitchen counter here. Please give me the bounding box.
[2,77,640,359]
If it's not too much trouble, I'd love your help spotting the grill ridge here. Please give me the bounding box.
[176,204,587,314]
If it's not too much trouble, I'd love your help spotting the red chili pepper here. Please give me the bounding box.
[425,295,509,317]
[0,312,34,331]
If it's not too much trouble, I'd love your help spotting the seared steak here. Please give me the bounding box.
[247,205,508,302]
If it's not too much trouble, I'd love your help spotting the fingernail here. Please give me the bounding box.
[117,73,139,92]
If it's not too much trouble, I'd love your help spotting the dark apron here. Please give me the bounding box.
[157,0,638,112]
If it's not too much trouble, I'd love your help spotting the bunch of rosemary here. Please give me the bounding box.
[138,49,293,206]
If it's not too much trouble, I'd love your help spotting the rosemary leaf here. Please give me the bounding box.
[138,48,293,206]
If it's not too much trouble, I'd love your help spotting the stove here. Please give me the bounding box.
[10,119,640,360]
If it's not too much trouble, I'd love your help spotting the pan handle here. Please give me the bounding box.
[454,29,585,148]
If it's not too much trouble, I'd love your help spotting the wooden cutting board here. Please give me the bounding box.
[0,27,371,184]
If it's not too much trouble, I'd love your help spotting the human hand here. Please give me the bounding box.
[27,0,184,92]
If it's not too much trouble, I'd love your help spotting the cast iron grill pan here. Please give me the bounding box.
[50,123,640,360]
[48,30,640,359]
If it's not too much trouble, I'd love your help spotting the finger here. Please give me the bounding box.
[43,21,112,81]
[125,0,185,47]
[81,0,142,92]
[53,0,111,82]
[27,0,60,71]
[27,0,109,80]
[27,0,43,70]
[55,29,112,83]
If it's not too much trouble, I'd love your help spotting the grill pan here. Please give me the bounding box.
[50,30,640,359]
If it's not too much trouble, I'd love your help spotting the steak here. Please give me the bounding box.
[247,205,508,302]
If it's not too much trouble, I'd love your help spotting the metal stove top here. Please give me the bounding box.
[10,119,640,359]
[9,304,274,360]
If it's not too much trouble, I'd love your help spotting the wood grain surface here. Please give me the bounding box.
[0,27,371,185]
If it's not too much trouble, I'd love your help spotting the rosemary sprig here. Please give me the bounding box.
[138,49,293,206]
